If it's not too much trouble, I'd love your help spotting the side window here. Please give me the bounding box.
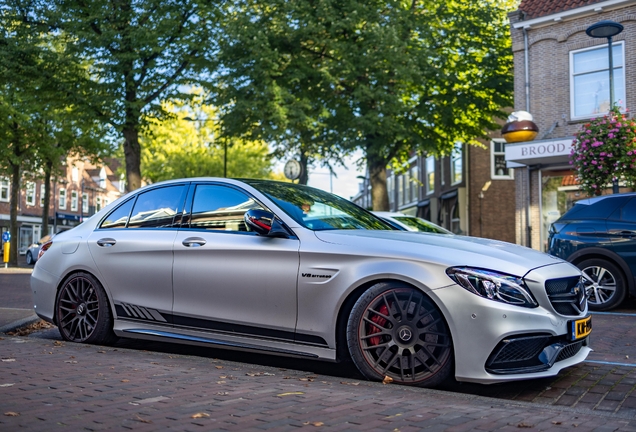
[188,185,263,232]
[620,198,636,223]
[128,185,186,229]
[100,199,134,229]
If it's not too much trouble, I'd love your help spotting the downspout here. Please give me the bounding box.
[523,26,532,248]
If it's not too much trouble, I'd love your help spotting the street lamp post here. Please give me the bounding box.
[586,20,624,194]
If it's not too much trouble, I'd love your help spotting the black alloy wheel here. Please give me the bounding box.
[55,272,117,344]
[346,282,453,387]
[578,258,627,311]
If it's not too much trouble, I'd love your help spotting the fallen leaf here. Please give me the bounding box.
[191,413,210,419]
[121,379,130,383]
[1,359,15,362]
[134,415,152,424]
[340,382,360,386]
[382,376,393,385]
[219,376,227,379]
[151,362,159,365]
[215,366,224,369]
[216,392,229,396]
[517,423,533,428]
[54,341,64,346]
[303,421,324,427]
[0,384,14,388]
[97,351,106,354]
[216,381,226,384]
[277,392,304,397]
[64,361,77,364]
[4,412,19,417]
[552,421,562,425]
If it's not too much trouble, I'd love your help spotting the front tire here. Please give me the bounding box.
[55,272,117,344]
[346,282,453,387]
[578,258,627,311]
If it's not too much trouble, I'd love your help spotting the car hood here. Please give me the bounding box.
[313,230,567,277]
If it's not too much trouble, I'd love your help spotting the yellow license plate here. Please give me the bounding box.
[570,315,592,340]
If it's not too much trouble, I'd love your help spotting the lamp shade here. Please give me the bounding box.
[586,20,624,38]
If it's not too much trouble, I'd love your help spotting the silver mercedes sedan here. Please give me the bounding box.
[31,178,591,387]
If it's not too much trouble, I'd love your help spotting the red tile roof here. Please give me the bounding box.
[519,0,606,19]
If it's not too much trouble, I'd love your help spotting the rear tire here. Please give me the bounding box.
[55,272,118,345]
[578,258,626,311]
[346,282,453,387]
[25,251,34,266]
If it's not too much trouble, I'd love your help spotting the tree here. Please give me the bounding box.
[215,0,513,209]
[34,0,220,191]
[141,97,275,182]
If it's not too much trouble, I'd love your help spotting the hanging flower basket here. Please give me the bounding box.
[570,106,636,195]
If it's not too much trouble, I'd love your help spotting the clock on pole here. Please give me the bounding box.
[284,159,303,180]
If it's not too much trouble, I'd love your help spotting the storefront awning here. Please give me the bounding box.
[505,137,575,167]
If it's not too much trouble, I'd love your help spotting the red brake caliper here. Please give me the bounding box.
[368,304,389,346]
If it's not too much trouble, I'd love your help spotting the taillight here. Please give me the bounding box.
[38,240,53,260]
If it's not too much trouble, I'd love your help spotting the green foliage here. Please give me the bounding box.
[141,97,275,182]
[570,106,636,195]
[214,0,513,207]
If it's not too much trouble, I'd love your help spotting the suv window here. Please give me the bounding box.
[561,196,631,220]
[188,184,263,232]
[620,198,636,222]
[127,185,186,229]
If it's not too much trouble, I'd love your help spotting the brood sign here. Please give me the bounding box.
[505,137,574,167]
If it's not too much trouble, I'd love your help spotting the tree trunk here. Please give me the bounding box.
[9,162,20,266]
[367,147,389,211]
[40,161,53,237]
[123,126,142,191]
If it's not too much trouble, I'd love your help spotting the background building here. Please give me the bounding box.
[506,0,636,251]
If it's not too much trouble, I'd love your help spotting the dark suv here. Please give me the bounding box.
[548,193,636,311]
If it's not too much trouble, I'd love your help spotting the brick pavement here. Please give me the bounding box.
[1,334,636,431]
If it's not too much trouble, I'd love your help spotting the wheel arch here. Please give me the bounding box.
[566,247,635,296]
[334,277,456,365]
[53,269,115,326]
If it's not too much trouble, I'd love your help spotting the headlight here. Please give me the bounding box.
[446,267,538,308]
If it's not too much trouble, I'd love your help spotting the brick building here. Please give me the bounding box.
[0,157,125,256]
[352,136,517,242]
[506,0,636,251]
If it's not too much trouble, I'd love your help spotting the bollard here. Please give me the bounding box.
[2,231,10,268]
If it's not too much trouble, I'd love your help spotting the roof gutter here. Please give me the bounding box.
[512,0,636,29]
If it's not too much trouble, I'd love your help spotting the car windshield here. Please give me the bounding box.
[245,180,391,231]
[393,216,450,234]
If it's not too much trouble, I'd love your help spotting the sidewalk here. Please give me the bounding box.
[1,334,635,431]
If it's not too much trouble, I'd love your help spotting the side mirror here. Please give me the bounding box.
[244,209,290,238]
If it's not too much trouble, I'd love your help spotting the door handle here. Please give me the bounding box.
[97,238,116,247]
[182,237,207,247]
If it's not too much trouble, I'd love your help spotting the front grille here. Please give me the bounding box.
[545,276,586,316]
[556,340,584,363]
[486,334,588,374]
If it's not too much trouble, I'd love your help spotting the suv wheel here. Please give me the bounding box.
[578,258,627,311]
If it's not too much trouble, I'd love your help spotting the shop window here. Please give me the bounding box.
[26,182,36,206]
[71,191,78,211]
[541,171,583,251]
[451,201,462,234]
[451,142,463,184]
[387,175,394,207]
[491,139,514,179]
[410,165,419,203]
[426,156,435,195]
[0,178,9,202]
[570,41,625,119]
[59,188,66,210]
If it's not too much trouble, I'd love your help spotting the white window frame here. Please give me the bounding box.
[426,156,435,195]
[451,142,463,185]
[570,41,626,120]
[59,188,66,210]
[40,184,46,207]
[71,191,78,211]
[491,139,515,180]
[82,192,88,213]
[96,196,102,212]
[0,178,9,202]
[71,167,79,183]
[25,182,36,206]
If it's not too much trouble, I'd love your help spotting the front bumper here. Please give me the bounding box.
[430,262,591,384]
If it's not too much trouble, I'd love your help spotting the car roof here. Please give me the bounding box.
[574,192,636,206]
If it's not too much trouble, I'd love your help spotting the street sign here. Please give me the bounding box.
[2,231,9,243]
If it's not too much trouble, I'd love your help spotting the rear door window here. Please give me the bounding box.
[127,185,187,228]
